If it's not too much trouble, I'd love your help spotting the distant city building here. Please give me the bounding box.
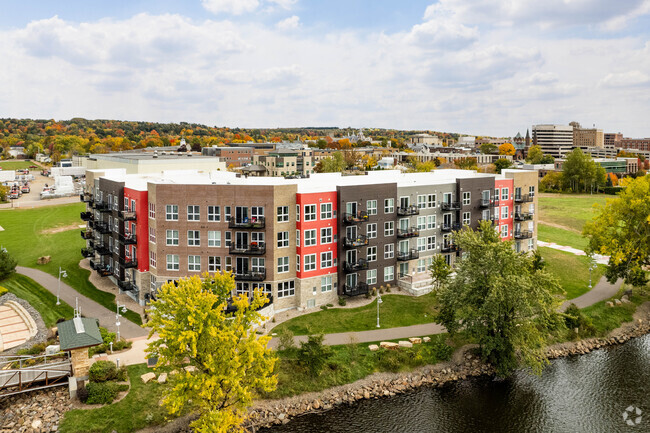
[74,151,226,174]
[252,149,322,177]
[604,133,623,148]
[408,133,441,146]
[573,127,604,148]
[202,146,253,167]
[532,124,574,158]
[619,137,650,152]
[457,136,476,146]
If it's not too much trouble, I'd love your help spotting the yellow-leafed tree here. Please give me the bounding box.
[146,273,277,433]
[498,142,515,156]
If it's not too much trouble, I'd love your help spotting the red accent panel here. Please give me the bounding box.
[124,187,149,272]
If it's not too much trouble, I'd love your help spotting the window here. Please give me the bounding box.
[208,257,221,272]
[384,243,394,259]
[277,256,289,273]
[427,235,436,250]
[277,206,289,222]
[528,238,534,249]
[366,223,377,239]
[529,203,535,214]
[188,255,201,271]
[417,259,426,273]
[225,256,232,271]
[149,227,156,243]
[321,275,332,292]
[320,202,333,219]
[166,230,179,246]
[502,188,509,200]
[149,251,156,268]
[277,231,289,248]
[462,192,471,206]
[148,202,155,218]
[384,221,394,236]
[208,231,221,247]
[367,269,377,285]
[515,187,522,199]
[225,206,231,221]
[187,205,200,221]
[495,188,500,199]
[417,237,426,252]
[417,195,427,209]
[321,227,332,244]
[296,205,300,221]
[529,185,535,197]
[277,280,295,298]
[166,205,178,221]
[501,225,508,238]
[384,198,394,213]
[384,266,394,282]
[304,229,316,246]
[462,212,471,226]
[501,206,509,219]
[251,206,264,219]
[321,251,333,268]
[296,255,300,272]
[367,246,377,262]
[428,194,436,208]
[296,230,300,247]
[304,204,317,221]
[188,230,200,246]
[208,206,220,222]
[166,254,179,271]
[417,216,426,231]
[367,200,377,215]
[225,231,232,247]
[304,254,317,271]
[427,215,436,230]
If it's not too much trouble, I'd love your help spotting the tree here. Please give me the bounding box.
[498,143,515,156]
[145,273,277,432]
[315,152,346,173]
[561,148,605,192]
[297,334,332,376]
[525,145,544,164]
[454,157,478,170]
[429,254,452,290]
[493,158,512,174]
[0,250,17,280]
[479,143,497,154]
[584,176,650,286]
[436,222,562,376]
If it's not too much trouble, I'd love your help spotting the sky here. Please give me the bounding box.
[0,0,649,137]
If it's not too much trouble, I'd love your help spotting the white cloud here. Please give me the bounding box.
[600,71,650,87]
[276,15,300,30]
[268,0,298,10]
[201,0,259,15]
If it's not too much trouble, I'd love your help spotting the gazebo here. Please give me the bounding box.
[57,317,103,379]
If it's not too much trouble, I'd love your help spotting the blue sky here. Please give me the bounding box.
[0,0,649,137]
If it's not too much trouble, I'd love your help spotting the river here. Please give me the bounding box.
[263,334,650,433]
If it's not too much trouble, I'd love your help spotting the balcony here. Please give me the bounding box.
[343,234,368,248]
[228,216,265,229]
[441,202,461,211]
[397,248,419,261]
[492,198,500,206]
[479,198,492,208]
[514,230,533,239]
[120,232,137,245]
[343,211,369,224]
[397,205,419,216]
[229,242,266,255]
[118,280,138,293]
[80,211,93,221]
[81,247,94,258]
[515,194,534,203]
[441,242,458,253]
[94,222,111,234]
[95,244,111,255]
[118,210,137,221]
[344,259,368,272]
[119,257,138,269]
[97,265,112,277]
[95,201,111,212]
[342,282,369,297]
[441,223,461,232]
[397,227,420,238]
[80,229,93,239]
[234,269,266,281]
[514,212,534,221]
[89,259,98,270]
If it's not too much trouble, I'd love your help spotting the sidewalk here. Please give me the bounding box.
[16,266,148,339]
[537,241,609,265]
[559,276,622,311]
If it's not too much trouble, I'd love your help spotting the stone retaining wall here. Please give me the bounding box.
[0,293,49,356]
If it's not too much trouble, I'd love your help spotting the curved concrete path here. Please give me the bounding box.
[16,266,147,339]
[560,276,622,311]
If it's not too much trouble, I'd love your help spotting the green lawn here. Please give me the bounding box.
[0,203,141,325]
[272,293,437,336]
[538,224,589,251]
[581,285,650,336]
[538,194,609,232]
[59,364,171,433]
[0,160,34,170]
[539,247,606,299]
[0,273,74,327]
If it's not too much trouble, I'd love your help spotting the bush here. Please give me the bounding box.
[89,360,118,382]
[320,305,328,311]
[77,385,89,403]
[338,297,347,306]
[116,365,128,382]
[0,251,17,280]
[277,328,295,352]
[99,327,116,344]
[17,342,46,356]
[85,382,118,405]
[326,303,333,308]
[297,334,332,376]
[564,303,596,336]
[0,286,7,296]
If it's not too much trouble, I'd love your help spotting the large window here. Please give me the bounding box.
[427,235,436,250]
[384,266,394,282]
[427,215,436,230]
[501,225,508,237]
[321,275,332,292]
[428,194,436,208]
[166,205,178,221]
[208,231,221,247]
[166,230,179,246]
[149,227,156,243]
[149,252,156,268]
[187,230,200,246]
[277,206,289,222]
[417,216,426,231]
[208,256,221,272]
[384,198,394,213]
[304,204,317,221]
[384,243,394,259]
[367,200,377,215]
[417,195,427,209]
[304,254,317,271]
[277,231,289,248]
[417,237,427,252]
[501,206,509,219]
[366,223,377,239]
[367,246,377,262]
[188,255,201,271]
[277,280,295,298]
[320,202,333,219]
[208,206,220,222]
[277,256,290,273]
[462,192,471,206]
[462,212,471,226]
[166,254,179,271]
[367,269,377,285]
[321,251,333,268]
[304,229,317,246]
[296,230,300,247]
[187,205,200,221]
[384,221,394,236]
[502,188,509,200]
[148,202,155,219]
[321,227,332,244]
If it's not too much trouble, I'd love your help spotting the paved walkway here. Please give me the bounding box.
[16,266,148,339]
[560,276,622,311]
[537,241,610,265]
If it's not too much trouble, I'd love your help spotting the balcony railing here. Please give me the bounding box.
[492,198,500,206]
[343,211,369,224]
[118,280,138,293]
[441,242,458,253]
[234,269,266,281]
[515,194,534,203]
[397,248,419,261]
[119,232,137,245]
[343,234,368,248]
[94,222,110,234]
[397,205,419,216]
[80,229,93,239]
[81,247,94,258]
[342,282,369,297]
[228,242,266,255]
[514,212,534,221]
[441,223,461,232]
[95,202,111,212]
[479,198,492,208]
[118,210,137,221]
[228,216,265,229]
[80,211,93,221]
[514,230,533,239]
[441,202,461,211]
[97,265,112,277]
[95,244,111,255]
[119,257,138,268]
[397,227,420,238]
[89,259,98,270]
[80,193,94,203]
[344,259,368,272]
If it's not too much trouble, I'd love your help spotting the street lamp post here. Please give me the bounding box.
[56,267,67,306]
[116,303,126,341]
[376,294,383,328]
[588,255,596,289]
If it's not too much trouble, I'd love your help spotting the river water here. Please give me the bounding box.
[264,334,650,433]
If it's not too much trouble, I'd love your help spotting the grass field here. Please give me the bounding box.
[581,285,650,336]
[272,293,438,336]
[0,160,34,170]
[0,273,74,327]
[0,203,141,325]
[539,247,606,299]
[538,224,589,250]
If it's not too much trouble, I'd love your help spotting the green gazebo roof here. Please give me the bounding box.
[57,317,103,351]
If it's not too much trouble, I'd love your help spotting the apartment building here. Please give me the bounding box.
[573,127,604,148]
[253,149,323,177]
[80,169,537,314]
[532,124,574,157]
